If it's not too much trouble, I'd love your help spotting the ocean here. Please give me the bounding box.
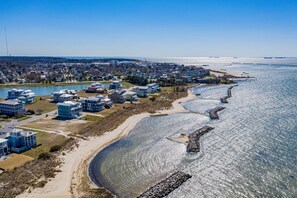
[89,58,297,197]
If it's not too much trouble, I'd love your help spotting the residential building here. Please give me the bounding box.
[109,81,122,90]
[7,89,24,99]
[81,97,105,112]
[52,89,76,102]
[147,83,160,94]
[0,138,8,157]
[0,100,25,116]
[6,129,37,153]
[97,95,113,108]
[108,90,126,103]
[18,90,36,104]
[123,90,138,101]
[57,101,82,118]
[133,86,149,98]
[86,82,103,93]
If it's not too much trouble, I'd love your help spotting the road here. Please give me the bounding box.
[0,110,57,133]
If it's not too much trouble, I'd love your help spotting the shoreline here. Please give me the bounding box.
[18,87,196,198]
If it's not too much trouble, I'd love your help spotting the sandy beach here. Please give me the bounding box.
[18,89,196,198]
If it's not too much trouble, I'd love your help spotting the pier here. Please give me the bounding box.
[138,171,192,198]
[186,126,214,153]
[220,85,238,103]
[209,106,225,119]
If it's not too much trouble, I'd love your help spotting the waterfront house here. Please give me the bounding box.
[147,83,160,94]
[133,86,149,98]
[109,81,122,90]
[0,100,25,116]
[123,90,138,101]
[18,90,36,104]
[52,90,76,102]
[97,95,113,108]
[57,101,82,118]
[81,97,105,112]
[108,90,126,103]
[6,129,37,153]
[86,82,104,93]
[7,89,24,99]
[0,138,9,157]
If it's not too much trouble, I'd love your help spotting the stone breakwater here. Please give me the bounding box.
[138,171,192,198]
[220,85,238,103]
[209,106,226,119]
[187,126,215,153]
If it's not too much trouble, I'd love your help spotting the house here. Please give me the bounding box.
[0,138,9,157]
[147,83,160,94]
[133,86,149,98]
[52,90,76,102]
[18,90,36,104]
[7,89,24,99]
[108,90,126,103]
[109,81,122,90]
[57,101,82,118]
[86,82,103,93]
[6,129,37,153]
[97,95,113,108]
[123,90,138,101]
[0,100,25,116]
[81,97,105,112]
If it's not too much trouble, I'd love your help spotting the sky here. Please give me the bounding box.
[0,0,297,57]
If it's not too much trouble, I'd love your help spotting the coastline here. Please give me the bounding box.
[17,88,196,198]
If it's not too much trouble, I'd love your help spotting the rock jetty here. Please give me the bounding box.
[186,126,214,153]
[138,171,192,198]
[220,85,238,103]
[209,106,225,119]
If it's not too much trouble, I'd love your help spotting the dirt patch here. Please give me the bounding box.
[22,115,92,134]
[0,154,34,171]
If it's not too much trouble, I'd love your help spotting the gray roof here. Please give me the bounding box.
[0,99,22,105]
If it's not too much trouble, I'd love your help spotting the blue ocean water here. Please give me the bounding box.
[89,60,297,198]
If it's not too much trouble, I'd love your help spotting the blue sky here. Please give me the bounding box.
[0,0,297,57]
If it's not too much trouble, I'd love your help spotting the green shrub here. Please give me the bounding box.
[38,152,51,160]
[49,145,62,152]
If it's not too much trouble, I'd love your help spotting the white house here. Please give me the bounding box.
[132,86,149,98]
[123,90,138,101]
[52,90,76,102]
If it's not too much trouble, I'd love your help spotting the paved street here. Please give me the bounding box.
[0,110,57,133]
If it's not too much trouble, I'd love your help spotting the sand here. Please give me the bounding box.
[18,89,196,198]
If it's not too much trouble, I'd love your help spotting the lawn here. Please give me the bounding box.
[26,96,57,114]
[80,115,103,122]
[0,118,12,122]
[0,154,34,171]
[17,116,32,122]
[23,131,67,158]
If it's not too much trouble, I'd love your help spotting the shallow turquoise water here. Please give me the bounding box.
[90,63,297,198]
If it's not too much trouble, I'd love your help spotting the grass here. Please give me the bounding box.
[26,96,57,114]
[0,154,34,171]
[80,115,103,122]
[22,131,67,158]
[17,116,32,122]
[0,118,12,122]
